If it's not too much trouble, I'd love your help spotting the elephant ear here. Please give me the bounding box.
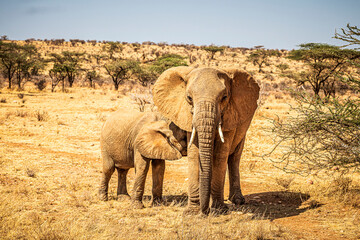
[221,68,260,131]
[152,66,194,132]
[134,121,182,160]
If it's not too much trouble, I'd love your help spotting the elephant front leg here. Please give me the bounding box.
[184,137,200,215]
[210,155,228,213]
[132,151,150,209]
[228,139,246,206]
[151,159,165,206]
[210,137,232,213]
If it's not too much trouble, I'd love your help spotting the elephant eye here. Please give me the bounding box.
[221,94,228,102]
[186,95,193,104]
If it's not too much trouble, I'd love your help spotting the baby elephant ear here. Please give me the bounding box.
[134,121,183,160]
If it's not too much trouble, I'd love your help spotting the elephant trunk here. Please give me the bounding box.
[194,100,217,214]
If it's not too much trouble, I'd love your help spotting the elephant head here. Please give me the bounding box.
[152,67,259,213]
[134,120,183,160]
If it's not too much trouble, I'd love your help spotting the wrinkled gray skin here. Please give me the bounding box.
[153,67,260,214]
[99,109,186,208]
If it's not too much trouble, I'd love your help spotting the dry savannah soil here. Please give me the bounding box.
[0,41,359,239]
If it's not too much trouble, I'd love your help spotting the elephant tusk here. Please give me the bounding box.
[218,124,225,143]
[188,127,196,149]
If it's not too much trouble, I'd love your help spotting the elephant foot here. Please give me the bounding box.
[132,200,145,209]
[229,192,245,206]
[117,194,131,201]
[151,196,163,207]
[183,205,201,216]
[211,200,230,215]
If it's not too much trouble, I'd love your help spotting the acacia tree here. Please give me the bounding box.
[104,59,139,90]
[85,68,100,88]
[267,94,360,175]
[50,51,85,88]
[84,53,103,88]
[149,54,188,74]
[287,43,360,98]
[14,44,46,89]
[247,48,280,72]
[203,45,225,60]
[49,64,66,92]
[0,41,20,88]
[335,24,360,90]
[135,65,157,86]
[49,64,67,92]
[266,25,360,175]
[335,24,360,48]
[102,41,123,60]
[0,41,45,89]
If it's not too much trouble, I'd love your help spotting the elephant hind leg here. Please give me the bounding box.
[116,168,130,200]
[99,152,115,201]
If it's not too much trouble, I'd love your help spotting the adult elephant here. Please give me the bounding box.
[152,67,260,214]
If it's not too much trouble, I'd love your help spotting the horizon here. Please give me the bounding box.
[1,0,360,50]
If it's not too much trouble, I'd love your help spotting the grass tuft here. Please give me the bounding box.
[34,110,49,121]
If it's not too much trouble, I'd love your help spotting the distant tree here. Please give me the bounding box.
[135,65,158,86]
[287,43,360,98]
[254,45,264,49]
[14,44,46,89]
[247,48,280,73]
[85,68,100,88]
[0,41,45,89]
[49,51,85,88]
[84,54,103,88]
[276,63,289,73]
[49,64,66,92]
[0,41,18,88]
[203,45,225,60]
[104,59,139,90]
[149,54,188,75]
[102,41,123,60]
[91,53,107,65]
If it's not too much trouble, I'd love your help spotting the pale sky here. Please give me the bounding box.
[0,0,359,50]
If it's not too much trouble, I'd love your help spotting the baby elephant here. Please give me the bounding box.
[99,109,186,208]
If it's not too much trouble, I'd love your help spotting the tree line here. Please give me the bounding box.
[0,40,188,92]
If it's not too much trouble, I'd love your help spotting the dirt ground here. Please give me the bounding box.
[0,87,359,239]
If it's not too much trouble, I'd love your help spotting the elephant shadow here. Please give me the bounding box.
[144,191,319,219]
[232,191,319,220]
